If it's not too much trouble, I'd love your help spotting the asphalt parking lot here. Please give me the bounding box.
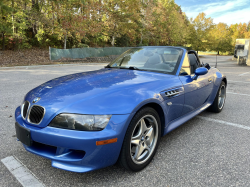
[1,56,250,187]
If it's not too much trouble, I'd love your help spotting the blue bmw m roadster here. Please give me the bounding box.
[15,46,227,172]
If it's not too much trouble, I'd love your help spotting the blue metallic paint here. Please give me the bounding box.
[15,47,226,172]
[24,69,180,128]
[160,86,185,122]
[195,67,208,76]
[165,102,212,133]
[179,68,215,115]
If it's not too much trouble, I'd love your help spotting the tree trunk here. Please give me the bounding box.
[52,2,54,33]
[32,0,38,37]
[32,24,37,38]
[217,51,219,55]
[2,33,5,51]
[197,50,198,54]
[12,0,14,34]
[111,25,116,47]
[140,30,143,45]
[64,34,67,49]
[111,36,115,46]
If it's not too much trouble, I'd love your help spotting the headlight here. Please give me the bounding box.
[49,114,112,131]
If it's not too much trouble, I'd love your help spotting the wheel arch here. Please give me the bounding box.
[222,77,227,86]
[131,102,166,137]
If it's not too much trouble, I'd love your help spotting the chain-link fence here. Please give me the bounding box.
[49,47,131,62]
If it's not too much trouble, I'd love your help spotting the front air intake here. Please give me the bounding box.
[21,101,30,119]
[28,105,45,124]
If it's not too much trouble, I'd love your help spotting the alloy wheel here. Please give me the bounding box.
[218,85,226,109]
[130,115,158,165]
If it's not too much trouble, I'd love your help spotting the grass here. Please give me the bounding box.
[198,51,232,56]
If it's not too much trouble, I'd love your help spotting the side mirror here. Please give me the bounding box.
[192,67,208,80]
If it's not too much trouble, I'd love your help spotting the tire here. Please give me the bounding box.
[208,81,226,113]
[119,107,161,171]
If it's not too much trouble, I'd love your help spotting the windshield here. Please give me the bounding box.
[108,47,183,74]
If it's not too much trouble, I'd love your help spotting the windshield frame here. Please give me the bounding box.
[107,46,184,75]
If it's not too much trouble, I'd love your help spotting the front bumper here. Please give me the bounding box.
[15,107,130,172]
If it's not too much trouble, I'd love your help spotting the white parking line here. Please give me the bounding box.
[197,116,250,131]
[227,92,250,97]
[238,71,250,76]
[228,80,250,84]
[1,156,45,187]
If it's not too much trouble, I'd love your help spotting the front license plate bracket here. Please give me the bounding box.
[15,122,33,147]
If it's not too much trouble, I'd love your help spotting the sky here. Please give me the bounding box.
[175,0,250,25]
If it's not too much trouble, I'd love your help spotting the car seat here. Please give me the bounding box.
[188,54,199,74]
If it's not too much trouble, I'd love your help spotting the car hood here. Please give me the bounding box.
[24,68,177,126]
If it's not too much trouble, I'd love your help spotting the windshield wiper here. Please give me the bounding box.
[119,66,139,70]
[104,64,111,68]
[129,66,139,70]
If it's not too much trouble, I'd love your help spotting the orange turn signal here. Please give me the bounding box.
[96,138,118,146]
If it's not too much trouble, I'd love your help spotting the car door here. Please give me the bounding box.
[178,52,214,116]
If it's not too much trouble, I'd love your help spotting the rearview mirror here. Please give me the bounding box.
[192,67,208,80]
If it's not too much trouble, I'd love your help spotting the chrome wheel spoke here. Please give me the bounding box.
[134,144,145,160]
[138,150,149,160]
[141,118,149,134]
[131,139,140,146]
[145,126,154,147]
[132,124,143,140]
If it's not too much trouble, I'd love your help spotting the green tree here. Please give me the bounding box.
[0,0,12,50]
[245,21,250,38]
[141,0,187,46]
[102,0,141,46]
[187,12,214,53]
[209,23,233,54]
[229,23,249,48]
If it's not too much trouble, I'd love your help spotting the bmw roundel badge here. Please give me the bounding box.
[32,97,41,103]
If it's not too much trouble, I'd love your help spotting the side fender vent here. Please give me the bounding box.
[165,90,180,98]
[160,87,184,100]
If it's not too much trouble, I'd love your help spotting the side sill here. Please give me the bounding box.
[164,102,212,134]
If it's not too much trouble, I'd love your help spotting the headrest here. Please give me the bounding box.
[188,54,197,65]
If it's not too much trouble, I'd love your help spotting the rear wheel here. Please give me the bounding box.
[208,81,226,113]
[119,107,161,171]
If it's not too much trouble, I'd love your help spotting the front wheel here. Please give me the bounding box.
[119,107,161,171]
[208,81,226,113]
